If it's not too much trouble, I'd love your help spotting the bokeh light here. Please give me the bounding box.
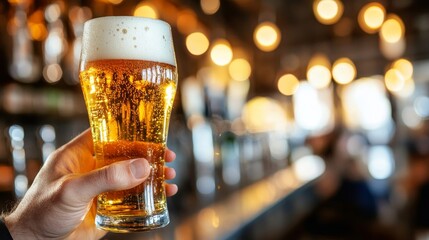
[414,96,429,119]
[278,74,300,96]
[293,155,326,181]
[385,68,405,92]
[107,0,123,5]
[332,57,356,85]
[43,63,63,83]
[253,21,281,52]
[392,58,413,80]
[210,39,233,66]
[358,2,386,34]
[313,0,344,25]
[201,0,220,15]
[242,97,287,133]
[28,10,47,41]
[133,2,158,19]
[341,77,392,130]
[367,146,394,180]
[228,58,251,81]
[45,3,61,23]
[293,82,334,134]
[186,32,209,56]
[307,54,332,89]
[380,14,405,43]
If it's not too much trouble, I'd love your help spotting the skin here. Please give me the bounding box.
[4,129,178,240]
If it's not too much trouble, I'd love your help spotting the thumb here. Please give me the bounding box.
[67,158,151,203]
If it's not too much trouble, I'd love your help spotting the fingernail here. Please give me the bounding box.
[130,159,150,179]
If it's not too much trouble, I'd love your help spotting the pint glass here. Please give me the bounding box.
[79,16,177,232]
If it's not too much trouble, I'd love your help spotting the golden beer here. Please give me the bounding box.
[79,17,177,232]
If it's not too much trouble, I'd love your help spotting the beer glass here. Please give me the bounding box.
[79,16,177,232]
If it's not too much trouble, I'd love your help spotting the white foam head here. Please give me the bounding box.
[81,16,176,66]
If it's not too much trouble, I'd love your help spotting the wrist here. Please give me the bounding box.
[3,212,35,240]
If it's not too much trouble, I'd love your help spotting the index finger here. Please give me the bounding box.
[66,128,95,156]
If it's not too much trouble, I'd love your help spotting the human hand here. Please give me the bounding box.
[4,129,178,240]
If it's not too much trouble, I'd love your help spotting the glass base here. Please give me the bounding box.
[95,210,170,233]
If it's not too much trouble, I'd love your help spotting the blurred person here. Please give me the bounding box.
[400,139,429,239]
[299,130,381,239]
[0,129,178,240]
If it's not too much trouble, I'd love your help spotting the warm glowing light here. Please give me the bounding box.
[385,68,405,92]
[201,0,220,15]
[380,37,406,60]
[186,32,209,56]
[308,65,331,89]
[307,54,331,89]
[197,66,229,92]
[392,58,413,80]
[396,77,415,98]
[392,75,416,98]
[28,10,47,41]
[341,77,391,130]
[390,60,414,98]
[242,97,287,133]
[108,0,123,4]
[43,63,63,83]
[45,3,61,22]
[293,82,334,134]
[133,2,158,19]
[332,58,356,85]
[228,58,251,81]
[29,23,48,41]
[313,0,344,25]
[278,74,300,96]
[380,14,405,43]
[293,155,325,181]
[358,2,385,33]
[210,39,233,66]
[253,21,281,52]
[97,0,123,5]
[177,9,198,34]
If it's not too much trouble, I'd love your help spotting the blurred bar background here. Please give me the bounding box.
[1,0,429,239]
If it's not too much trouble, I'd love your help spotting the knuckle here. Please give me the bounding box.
[103,166,120,185]
[53,176,76,203]
[101,163,131,189]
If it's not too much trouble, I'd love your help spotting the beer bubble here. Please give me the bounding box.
[116,28,119,32]
[145,26,149,31]
[133,37,136,40]
[122,29,127,34]
[134,45,137,48]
